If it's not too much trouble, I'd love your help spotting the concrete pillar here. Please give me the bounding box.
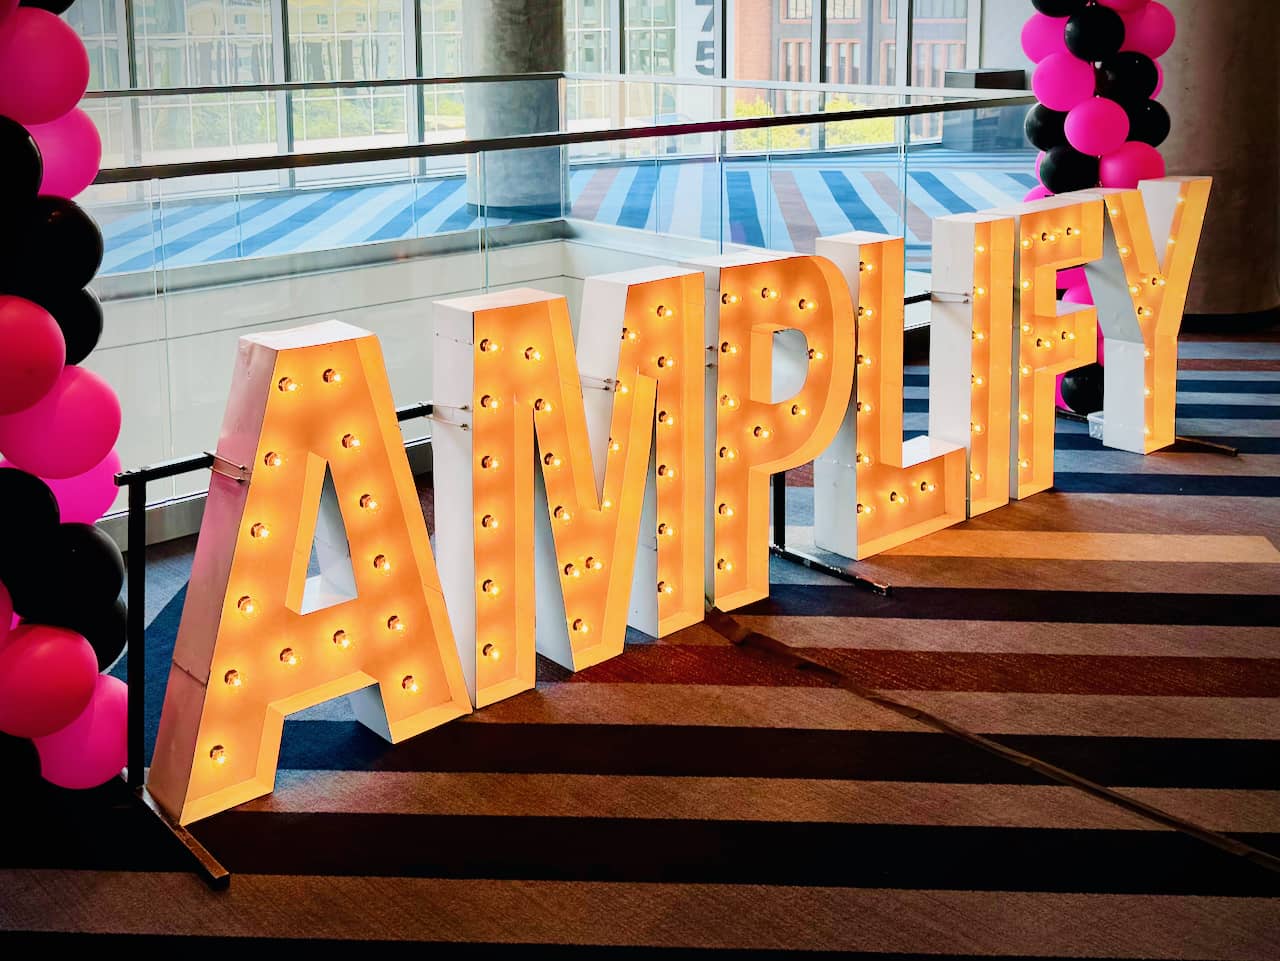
[462,0,565,217]
[1159,0,1280,316]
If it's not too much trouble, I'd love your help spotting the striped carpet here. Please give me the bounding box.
[92,147,1036,275]
[1,334,1278,956]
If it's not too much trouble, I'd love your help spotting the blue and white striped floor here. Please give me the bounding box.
[92,147,1038,276]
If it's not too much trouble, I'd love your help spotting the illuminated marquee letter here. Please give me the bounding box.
[930,214,1016,516]
[149,321,471,825]
[812,233,966,559]
[433,272,704,706]
[1003,195,1103,499]
[686,253,855,609]
[1086,178,1212,453]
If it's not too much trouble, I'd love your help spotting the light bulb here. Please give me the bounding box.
[971,376,984,386]
[1021,365,1032,377]
[360,493,379,511]
[1020,411,1031,423]
[973,331,986,342]
[753,425,771,438]
[1022,323,1032,333]
[280,648,298,666]
[719,394,738,409]
[975,244,986,254]
[718,446,737,460]
[657,464,675,477]
[791,404,808,417]
[333,630,351,649]
[1021,280,1031,291]
[387,615,405,632]
[808,348,826,360]
[554,506,572,522]
[1019,458,1031,470]
[1144,387,1153,397]
[587,556,603,570]
[263,451,282,468]
[657,304,674,318]
[721,341,739,355]
[1036,338,1052,349]
[859,260,874,272]
[544,453,562,467]
[657,355,674,368]
[856,451,872,465]
[277,376,298,393]
[1129,284,1141,296]
[479,338,499,353]
[658,410,675,426]
[658,523,674,537]
[609,438,621,452]
[480,394,499,409]
[1021,238,1032,249]
[572,618,589,633]
[971,471,983,482]
[564,563,580,578]
[402,675,419,693]
[658,581,673,595]
[919,481,936,493]
[237,595,255,615]
[482,643,500,660]
[721,292,739,305]
[481,455,499,469]
[601,499,613,510]
[857,401,873,413]
[323,368,342,384]
[1063,330,1077,340]
[856,503,873,516]
[480,514,498,529]
[856,354,871,366]
[889,491,907,504]
[373,554,391,571]
[622,327,638,342]
[250,522,270,539]
[971,423,984,434]
[210,745,226,765]
[1119,246,1130,256]
[716,558,733,571]
[534,398,552,412]
[975,286,987,297]
[481,578,500,596]
[798,298,817,311]
[717,503,734,517]
[224,669,241,687]
[342,433,361,449]
[524,346,542,361]
[761,287,779,300]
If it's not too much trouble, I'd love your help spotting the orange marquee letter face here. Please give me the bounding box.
[697,254,855,610]
[433,272,704,706]
[148,321,471,825]
[1088,178,1212,453]
[812,233,966,559]
[1006,195,1103,499]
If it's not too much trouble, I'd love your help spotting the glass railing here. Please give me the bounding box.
[78,74,1036,516]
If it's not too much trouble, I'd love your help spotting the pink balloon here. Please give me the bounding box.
[1063,284,1094,306]
[1097,326,1106,367]
[1153,60,1164,97]
[1035,150,1046,180]
[0,581,10,647]
[35,674,128,790]
[0,295,65,415]
[1032,53,1097,113]
[1024,184,1053,202]
[29,109,103,199]
[1098,0,1149,11]
[1,449,121,525]
[1099,141,1166,188]
[1058,266,1088,288]
[1123,1,1176,59]
[0,624,97,738]
[1055,373,1069,411]
[0,0,15,26]
[1065,98,1131,157]
[1021,14,1068,64]
[0,9,90,126]
[0,366,120,479]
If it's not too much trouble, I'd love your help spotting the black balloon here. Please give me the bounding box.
[0,732,41,784]
[1040,145,1100,195]
[0,197,104,296]
[0,115,42,212]
[1064,7,1126,62]
[9,522,125,623]
[58,596,127,671]
[20,0,78,13]
[1032,0,1086,16]
[26,287,103,364]
[1025,104,1069,152]
[1060,363,1105,415]
[0,467,60,550]
[1125,98,1171,147]
[1097,52,1160,102]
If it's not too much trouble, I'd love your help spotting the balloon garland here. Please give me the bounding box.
[1022,0,1176,415]
[0,1,127,790]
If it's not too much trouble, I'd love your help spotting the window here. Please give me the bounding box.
[625,0,677,76]
[828,0,860,19]
[782,0,813,20]
[826,40,860,84]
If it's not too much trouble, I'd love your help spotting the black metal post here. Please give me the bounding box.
[126,476,147,789]
[772,470,786,551]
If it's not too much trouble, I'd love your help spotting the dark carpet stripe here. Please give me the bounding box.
[908,171,976,214]
[186,813,1280,895]
[1176,403,1280,420]
[618,165,659,230]
[1052,474,1280,496]
[0,939,1213,961]
[1052,434,1280,453]
[821,170,889,233]
[739,584,1280,626]
[269,722,1280,789]
[572,647,1280,697]
[725,170,765,248]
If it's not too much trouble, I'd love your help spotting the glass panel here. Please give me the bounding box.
[732,0,812,84]
[421,0,463,77]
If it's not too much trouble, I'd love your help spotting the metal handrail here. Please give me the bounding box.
[93,90,1036,185]
[82,71,567,100]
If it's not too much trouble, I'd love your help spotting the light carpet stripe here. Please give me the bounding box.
[884,532,1280,562]
[247,772,1280,833]
[1,872,1275,959]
